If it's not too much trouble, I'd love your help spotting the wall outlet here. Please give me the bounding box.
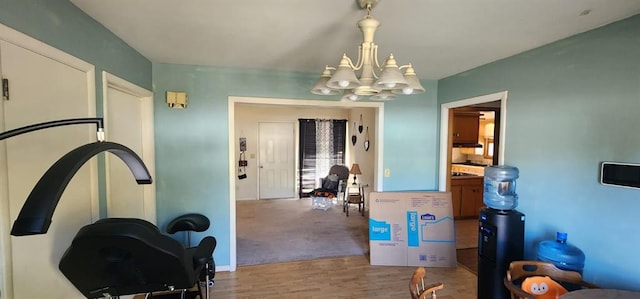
[384,168,391,177]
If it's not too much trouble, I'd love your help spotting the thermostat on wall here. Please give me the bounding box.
[600,162,640,189]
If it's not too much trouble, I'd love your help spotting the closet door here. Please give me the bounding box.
[0,37,96,298]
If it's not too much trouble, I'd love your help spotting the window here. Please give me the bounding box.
[484,137,494,159]
[298,119,347,197]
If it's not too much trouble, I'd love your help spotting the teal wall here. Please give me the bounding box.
[0,0,152,216]
[152,64,439,266]
[439,15,640,290]
[0,0,151,92]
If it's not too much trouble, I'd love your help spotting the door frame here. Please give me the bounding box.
[0,23,97,299]
[438,91,508,191]
[227,96,384,271]
[102,71,156,223]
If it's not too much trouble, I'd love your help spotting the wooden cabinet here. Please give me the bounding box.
[451,176,484,219]
[452,112,480,144]
[451,185,462,218]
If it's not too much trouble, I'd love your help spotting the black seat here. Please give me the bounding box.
[59,218,216,299]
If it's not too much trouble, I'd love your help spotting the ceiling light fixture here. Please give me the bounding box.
[311,0,425,101]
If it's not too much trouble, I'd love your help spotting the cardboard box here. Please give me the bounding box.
[369,192,457,267]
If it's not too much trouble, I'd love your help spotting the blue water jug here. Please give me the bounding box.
[537,232,586,274]
[483,165,519,210]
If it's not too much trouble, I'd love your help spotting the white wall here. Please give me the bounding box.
[347,108,376,206]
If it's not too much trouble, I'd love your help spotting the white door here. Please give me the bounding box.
[258,122,295,199]
[104,73,155,223]
[0,38,96,298]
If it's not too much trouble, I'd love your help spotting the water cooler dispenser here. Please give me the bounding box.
[478,208,525,299]
[477,166,525,299]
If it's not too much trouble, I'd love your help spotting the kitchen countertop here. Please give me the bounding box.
[451,174,483,179]
[451,163,488,177]
[452,162,490,167]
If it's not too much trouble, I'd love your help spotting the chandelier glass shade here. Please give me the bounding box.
[311,0,425,101]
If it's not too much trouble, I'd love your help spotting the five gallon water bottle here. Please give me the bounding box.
[483,165,519,210]
[537,232,586,274]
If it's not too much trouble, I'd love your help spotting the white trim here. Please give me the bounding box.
[438,91,508,191]
[227,96,384,271]
[102,71,156,224]
[215,265,232,272]
[0,23,97,299]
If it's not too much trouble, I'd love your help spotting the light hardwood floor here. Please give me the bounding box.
[209,255,477,298]
[205,202,479,298]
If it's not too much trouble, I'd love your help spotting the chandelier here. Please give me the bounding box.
[311,0,425,101]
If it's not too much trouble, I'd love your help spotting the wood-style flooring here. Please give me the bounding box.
[202,203,480,298]
[208,255,477,299]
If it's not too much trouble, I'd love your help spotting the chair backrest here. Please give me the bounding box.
[59,218,197,298]
[504,261,598,299]
[410,267,445,299]
[329,165,350,180]
[166,213,210,234]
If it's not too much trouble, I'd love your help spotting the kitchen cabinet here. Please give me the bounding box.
[452,112,480,144]
[451,176,484,219]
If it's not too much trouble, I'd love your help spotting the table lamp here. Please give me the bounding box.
[350,163,362,185]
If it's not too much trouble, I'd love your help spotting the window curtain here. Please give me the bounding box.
[298,119,346,197]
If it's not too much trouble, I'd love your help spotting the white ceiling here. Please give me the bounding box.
[70,0,640,80]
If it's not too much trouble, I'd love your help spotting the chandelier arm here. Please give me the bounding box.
[344,54,359,70]
[372,44,381,79]
[350,45,364,70]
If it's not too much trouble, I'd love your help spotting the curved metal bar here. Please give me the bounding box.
[0,118,103,141]
[10,141,152,236]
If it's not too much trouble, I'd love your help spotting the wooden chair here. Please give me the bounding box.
[409,267,445,299]
[504,261,598,299]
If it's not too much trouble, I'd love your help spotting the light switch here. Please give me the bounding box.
[384,168,391,177]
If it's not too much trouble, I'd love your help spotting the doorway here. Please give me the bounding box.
[102,71,156,222]
[228,97,383,271]
[439,91,509,191]
[441,91,509,274]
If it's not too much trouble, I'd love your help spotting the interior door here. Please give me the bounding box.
[104,77,155,223]
[0,39,96,298]
[258,122,295,199]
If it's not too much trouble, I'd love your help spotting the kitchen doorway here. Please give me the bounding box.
[438,91,509,192]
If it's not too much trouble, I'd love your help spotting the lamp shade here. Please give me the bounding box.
[370,90,396,101]
[341,90,360,101]
[326,55,360,89]
[350,163,362,175]
[373,54,408,90]
[392,65,425,95]
[311,67,341,95]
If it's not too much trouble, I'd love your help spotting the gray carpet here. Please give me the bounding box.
[236,198,369,266]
